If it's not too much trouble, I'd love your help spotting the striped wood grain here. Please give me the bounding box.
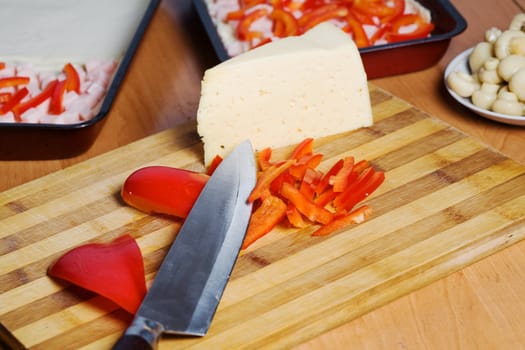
[1,86,525,349]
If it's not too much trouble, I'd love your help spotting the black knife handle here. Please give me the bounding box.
[112,334,154,350]
[112,315,164,350]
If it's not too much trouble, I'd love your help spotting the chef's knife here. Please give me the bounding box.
[112,140,256,349]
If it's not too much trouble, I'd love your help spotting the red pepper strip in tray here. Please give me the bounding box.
[12,80,58,118]
[0,92,12,103]
[271,8,299,37]
[299,4,349,32]
[237,8,270,41]
[49,80,67,115]
[63,63,81,94]
[385,13,435,42]
[0,87,29,115]
[0,76,30,89]
[48,234,147,314]
[121,166,209,218]
[343,12,370,48]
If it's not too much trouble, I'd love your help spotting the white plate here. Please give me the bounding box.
[444,47,525,126]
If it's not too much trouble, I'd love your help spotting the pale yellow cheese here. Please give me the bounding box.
[196,23,372,165]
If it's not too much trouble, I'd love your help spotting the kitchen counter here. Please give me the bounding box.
[1,1,525,349]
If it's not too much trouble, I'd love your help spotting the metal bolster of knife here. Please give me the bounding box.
[125,315,165,346]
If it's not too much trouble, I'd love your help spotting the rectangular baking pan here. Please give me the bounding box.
[193,0,467,79]
[0,0,160,160]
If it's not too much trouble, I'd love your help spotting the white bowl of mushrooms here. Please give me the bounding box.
[445,13,525,126]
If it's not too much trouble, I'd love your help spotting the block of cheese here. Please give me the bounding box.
[196,22,372,165]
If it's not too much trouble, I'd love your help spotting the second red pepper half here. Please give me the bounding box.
[47,234,147,314]
[121,166,209,218]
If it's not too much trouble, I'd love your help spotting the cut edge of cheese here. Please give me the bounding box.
[196,22,372,165]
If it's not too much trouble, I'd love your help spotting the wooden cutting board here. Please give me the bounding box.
[1,85,525,350]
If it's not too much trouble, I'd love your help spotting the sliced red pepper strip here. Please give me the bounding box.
[335,168,385,211]
[0,92,13,103]
[380,0,405,23]
[315,158,344,195]
[289,137,314,160]
[248,159,295,202]
[349,8,375,25]
[49,79,67,115]
[237,8,270,41]
[314,187,337,207]
[299,167,322,199]
[271,8,299,37]
[121,166,209,218]
[301,5,349,32]
[0,62,5,70]
[331,156,355,192]
[333,166,374,209]
[0,76,30,89]
[280,182,333,225]
[63,63,81,94]
[353,159,370,174]
[286,202,309,228]
[0,87,29,115]
[344,13,371,48]
[370,23,391,44]
[352,0,399,18]
[289,153,323,179]
[312,205,372,236]
[226,8,247,21]
[385,14,435,43]
[243,195,287,249]
[207,155,223,175]
[12,80,58,117]
[48,234,147,314]
[257,147,273,171]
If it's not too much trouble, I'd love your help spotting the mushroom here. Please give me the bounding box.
[472,83,500,110]
[494,30,525,59]
[492,87,523,115]
[509,36,525,56]
[478,57,502,84]
[509,13,525,31]
[497,54,525,81]
[469,41,494,72]
[509,67,525,100]
[485,27,502,43]
[446,71,480,97]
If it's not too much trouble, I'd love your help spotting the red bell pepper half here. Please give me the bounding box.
[121,166,209,218]
[48,235,147,314]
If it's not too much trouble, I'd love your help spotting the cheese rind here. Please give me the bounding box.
[197,23,372,165]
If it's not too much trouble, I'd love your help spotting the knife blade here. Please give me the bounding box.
[112,140,256,350]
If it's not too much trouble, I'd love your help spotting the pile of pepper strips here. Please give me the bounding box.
[122,137,385,249]
[225,0,435,50]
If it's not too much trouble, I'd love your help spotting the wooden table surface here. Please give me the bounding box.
[2,0,525,349]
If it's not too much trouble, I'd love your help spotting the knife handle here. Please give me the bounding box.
[112,315,164,350]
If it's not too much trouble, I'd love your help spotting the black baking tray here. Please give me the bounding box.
[193,0,467,79]
[0,0,160,160]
